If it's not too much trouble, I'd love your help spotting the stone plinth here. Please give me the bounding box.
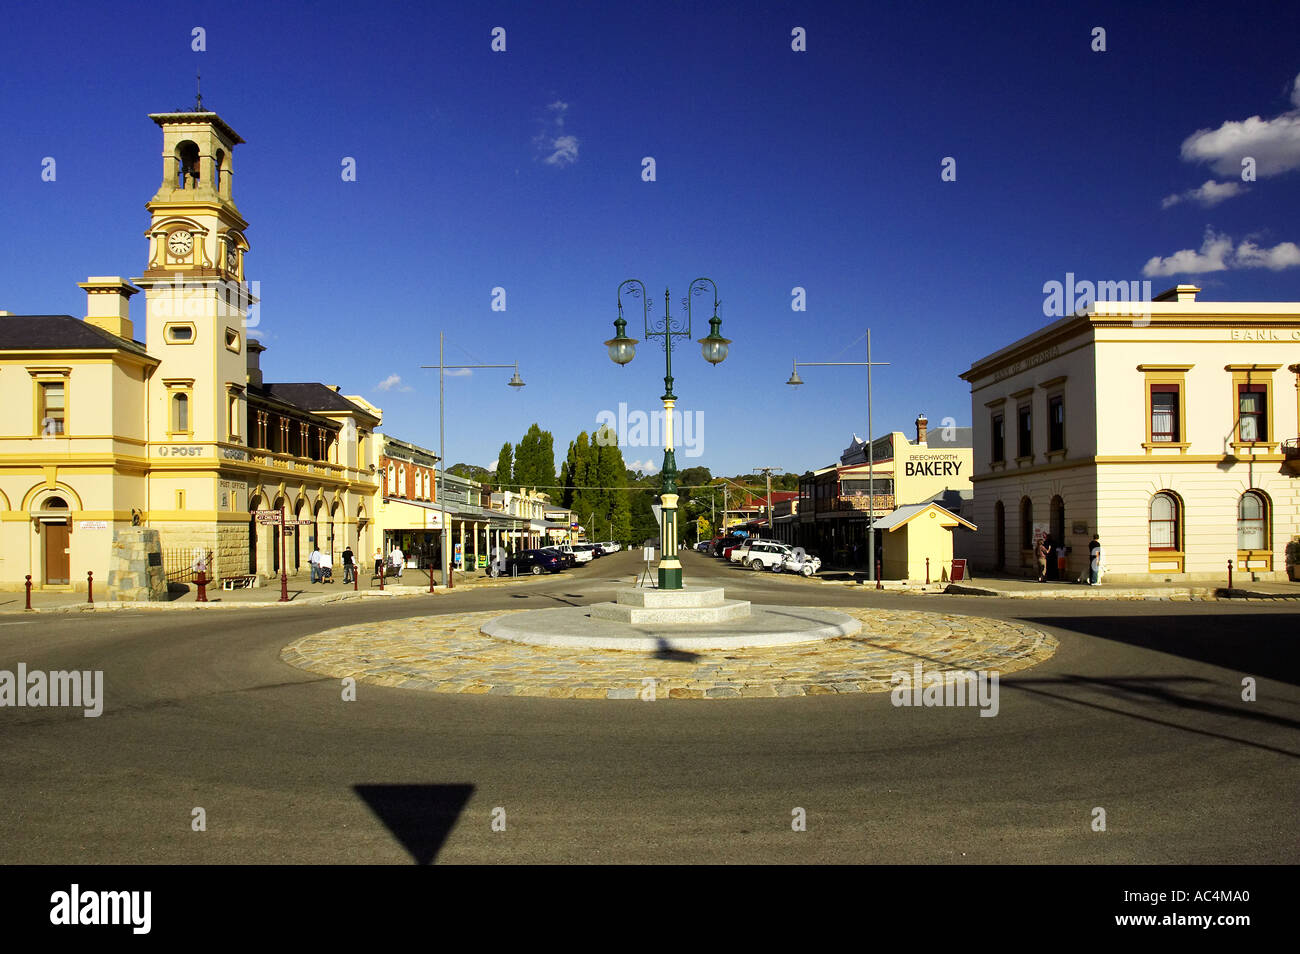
[588,585,751,624]
[106,528,168,602]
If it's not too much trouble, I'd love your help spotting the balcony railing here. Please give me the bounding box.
[1284,438,1300,470]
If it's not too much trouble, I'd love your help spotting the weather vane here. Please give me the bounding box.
[194,71,203,111]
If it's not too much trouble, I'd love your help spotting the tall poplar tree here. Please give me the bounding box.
[494,442,513,490]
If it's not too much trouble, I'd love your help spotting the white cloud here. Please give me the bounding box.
[1160,179,1245,208]
[628,459,660,474]
[1178,72,1300,179]
[443,367,472,377]
[1235,238,1300,270]
[375,374,413,392]
[1142,228,1300,276]
[534,101,579,168]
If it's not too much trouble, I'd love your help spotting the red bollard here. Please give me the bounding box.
[925,557,931,585]
[876,559,884,590]
[87,570,93,604]
[196,567,208,602]
[353,564,358,591]
[25,575,33,611]
[1227,559,1233,590]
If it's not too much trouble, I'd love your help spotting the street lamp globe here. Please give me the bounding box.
[700,315,731,365]
[605,315,637,366]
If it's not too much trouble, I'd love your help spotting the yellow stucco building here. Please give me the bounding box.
[961,285,1300,582]
[0,107,380,591]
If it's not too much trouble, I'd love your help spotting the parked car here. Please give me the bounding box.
[561,543,595,564]
[779,551,822,576]
[727,538,760,563]
[541,546,575,569]
[595,541,621,554]
[504,549,563,575]
[743,541,793,570]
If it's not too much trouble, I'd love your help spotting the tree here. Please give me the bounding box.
[494,442,513,489]
[595,426,631,543]
[568,432,593,531]
[448,462,489,481]
[513,423,555,491]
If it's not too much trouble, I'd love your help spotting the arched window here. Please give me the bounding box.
[1020,497,1033,550]
[176,140,200,188]
[386,463,394,495]
[172,393,189,433]
[1238,491,1269,551]
[215,148,225,192]
[1149,492,1180,550]
[399,466,406,497]
[1050,495,1065,544]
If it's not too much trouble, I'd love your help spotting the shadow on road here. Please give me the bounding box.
[1024,613,1300,688]
[354,783,475,865]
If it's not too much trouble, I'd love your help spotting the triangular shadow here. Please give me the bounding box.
[354,783,475,865]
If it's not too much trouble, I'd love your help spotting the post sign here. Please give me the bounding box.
[949,558,968,582]
[643,546,655,562]
[254,510,283,525]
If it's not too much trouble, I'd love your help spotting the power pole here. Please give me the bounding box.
[754,467,783,540]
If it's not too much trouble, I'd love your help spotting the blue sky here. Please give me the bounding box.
[3,0,1299,478]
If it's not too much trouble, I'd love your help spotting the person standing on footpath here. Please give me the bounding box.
[1036,536,1050,583]
[1088,535,1103,585]
[373,547,383,578]
[342,544,355,584]
[309,546,322,584]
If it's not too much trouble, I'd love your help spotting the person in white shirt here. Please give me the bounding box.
[389,545,405,578]
[309,547,322,584]
[319,550,333,583]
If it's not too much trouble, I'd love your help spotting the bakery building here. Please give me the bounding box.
[960,285,1300,582]
[785,415,973,566]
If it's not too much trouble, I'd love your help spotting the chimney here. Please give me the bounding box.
[1153,284,1200,303]
[247,338,266,388]
[915,412,928,445]
[78,277,139,340]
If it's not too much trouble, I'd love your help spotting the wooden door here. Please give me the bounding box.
[45,522,71,584]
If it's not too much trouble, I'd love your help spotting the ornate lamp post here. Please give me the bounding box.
[607,278,729,589]
[422,333,524,590]
[786,329,889,581]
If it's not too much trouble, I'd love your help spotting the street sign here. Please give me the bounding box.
[254,510,282,525]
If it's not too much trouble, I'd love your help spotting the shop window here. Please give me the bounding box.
[1149,492,1180,550]
[1237,491,1268,550]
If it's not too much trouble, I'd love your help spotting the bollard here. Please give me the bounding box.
[87,570,93,604]
[196,567,208,602]
[876,559,883,590]
[353,564,358,591]
[925,557,930,585]
[429,564,436,594]
[1227,558,1233,591]
[25,575,33,611]
[379,562,385,590]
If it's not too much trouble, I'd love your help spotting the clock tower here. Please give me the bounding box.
[133,107,254,449]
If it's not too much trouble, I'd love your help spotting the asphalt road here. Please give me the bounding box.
[1,549,1296,864]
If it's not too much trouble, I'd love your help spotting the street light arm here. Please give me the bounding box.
[617,279,653,338]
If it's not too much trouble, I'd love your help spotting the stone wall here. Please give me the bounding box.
[106,528,168,601]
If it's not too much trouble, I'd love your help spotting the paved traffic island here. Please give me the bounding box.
[280,607,1058,700]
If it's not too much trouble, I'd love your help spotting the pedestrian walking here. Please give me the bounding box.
[319,550,334,583]
[1036,536,1050,582]
[342,545,355,584]
[1088,535,1103,585]
[309,546,322,584]
[390,544,405,578]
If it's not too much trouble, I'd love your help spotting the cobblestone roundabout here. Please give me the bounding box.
[281,608,1058,699]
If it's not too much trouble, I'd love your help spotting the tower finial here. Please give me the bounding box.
[195,71,203,111]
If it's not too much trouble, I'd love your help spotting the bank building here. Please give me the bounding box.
[961,285,1300,582]
[0,107,381,592]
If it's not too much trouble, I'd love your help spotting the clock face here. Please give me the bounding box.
[168,230,194,256]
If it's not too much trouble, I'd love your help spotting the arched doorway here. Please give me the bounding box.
[248,494,262,575]
[1050,496,1065,544]
[39,496,71,585]
[330,502,343,559]
[271,495,286,574]
[293,499,305,571]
